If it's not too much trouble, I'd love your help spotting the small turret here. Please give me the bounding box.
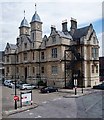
[19,10,30,36]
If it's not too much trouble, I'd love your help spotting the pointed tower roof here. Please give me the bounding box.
[31,3,41,23]
[20,10,29,28]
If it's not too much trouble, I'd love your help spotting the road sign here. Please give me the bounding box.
[14,95,19,101]
[20,91,32,107]
[74,79,77,87]
[21,92,31,103]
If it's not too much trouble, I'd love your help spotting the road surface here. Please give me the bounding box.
[7,90,103,118]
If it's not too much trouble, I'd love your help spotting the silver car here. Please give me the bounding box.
[20,84,37,90]
[4,80,14,88]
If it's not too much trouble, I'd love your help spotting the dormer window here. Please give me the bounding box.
[52,36,56,43]
[93,37,96,44]
[24,43,27,48]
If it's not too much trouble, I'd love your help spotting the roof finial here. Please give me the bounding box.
[24,10,25,18]
[35,3,37,12]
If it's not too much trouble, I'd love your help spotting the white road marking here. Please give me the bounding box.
[52,98,62,101]
[85,98,102,112]
[42,101,47,104]
[25,109,30,112]
[35,115,42,118]
[29,112,33,115]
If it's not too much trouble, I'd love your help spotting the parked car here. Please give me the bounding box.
[40,86,58,93]
[20,84,37,90]
[30,84,38,89]
[93,82,104,90]
[16,82,26,88]
[8,82,15,88]
[4,80,14,88]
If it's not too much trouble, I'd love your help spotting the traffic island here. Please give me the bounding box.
[59,88,99,98]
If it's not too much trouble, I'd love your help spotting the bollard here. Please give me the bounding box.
[75,87,77,95]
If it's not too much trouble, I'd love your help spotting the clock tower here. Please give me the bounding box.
[30,4,42,49]
[19,11,30,36]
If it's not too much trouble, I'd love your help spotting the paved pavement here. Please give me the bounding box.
[59,87,100,98]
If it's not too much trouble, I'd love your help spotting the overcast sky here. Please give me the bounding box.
[0,0,103,56]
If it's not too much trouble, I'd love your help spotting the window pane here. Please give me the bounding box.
[92,65,94,73]
[33,52,34,60]
[92,48,98,59]
[33,67,35,73]
[41,67,44,73]
[41,52,44,59]
[96,65,98,73]
[52,48,57,58]
[24,53,27,60]
[52,66,58,74]
[24,43,27,48]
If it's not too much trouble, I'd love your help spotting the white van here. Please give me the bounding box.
[4,80,14,88]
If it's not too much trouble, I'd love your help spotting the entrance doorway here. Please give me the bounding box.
[24,67,27,83]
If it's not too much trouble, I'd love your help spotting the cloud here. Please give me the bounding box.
[97,32,104,57]
[0,1,103,51]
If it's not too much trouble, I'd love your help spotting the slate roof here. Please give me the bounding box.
[9,44,17,49]
[57,31,72,39]
[71,25,90,40]
[20,17,29,28]
[31,11,41,23]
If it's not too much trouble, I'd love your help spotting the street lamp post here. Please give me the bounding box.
[82,74,83,93]
[14,51,17,109]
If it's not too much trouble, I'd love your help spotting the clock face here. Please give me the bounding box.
[25,30,27,33]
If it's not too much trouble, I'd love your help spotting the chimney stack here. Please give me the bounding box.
[62,19,68,33]
[70,18,77,34]
[51,25,56,33]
